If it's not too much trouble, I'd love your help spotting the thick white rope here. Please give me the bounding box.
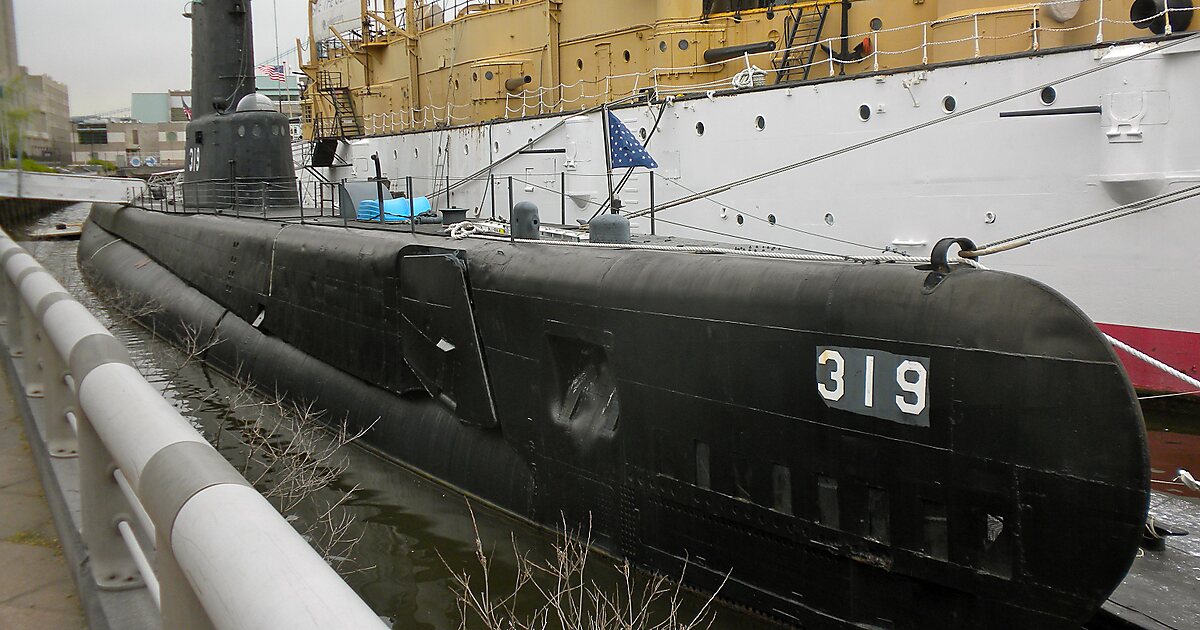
[1104,334,1200,391]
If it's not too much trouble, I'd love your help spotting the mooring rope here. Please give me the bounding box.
[1104,333,1200,392]
[963,184,1200,257]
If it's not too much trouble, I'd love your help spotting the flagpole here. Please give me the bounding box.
[601,103,617,214]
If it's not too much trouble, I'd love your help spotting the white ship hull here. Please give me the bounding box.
[314,37,1200,392]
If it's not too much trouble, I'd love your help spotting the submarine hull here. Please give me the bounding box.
[79,203,1149,628]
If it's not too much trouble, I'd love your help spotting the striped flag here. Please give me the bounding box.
[256,64,287,82]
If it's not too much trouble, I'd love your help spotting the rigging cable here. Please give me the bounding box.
[427,92,646,199]
[628,31,1200,219]
[505,176,852,258]
[659,176,892,253]
[962,183,1200,257]
[588,101,671,221]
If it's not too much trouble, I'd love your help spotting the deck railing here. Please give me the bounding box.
[330,0,1194,133]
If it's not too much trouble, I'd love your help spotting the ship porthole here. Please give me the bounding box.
[942,95,957,113]
[464,144,470,156]
[393,150,398,160]
[639,127,648,140]
[414,147,419,158]
[768,213,776,225]
[695,121,705,136]
[252,125,262,138]
[472,72,478,82]
[485,71,494,80]
[736,214,744,225]
[624,50,631,62]
[1040,86,1057,105]
[577,58,584,70]
[659,41,668,53]
[678,39,690,51]
[858,105,871,121]
[454,79,460,90]
[824,212,835,226]
[755,115,766,131]
[870,17,884,31]
[494,141,500,153]
[237,125,246,137]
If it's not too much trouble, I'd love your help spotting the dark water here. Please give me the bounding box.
[13,204,1199,628]
[17,204,776,629]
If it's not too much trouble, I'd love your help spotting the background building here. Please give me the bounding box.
[0,0,17,82]
[73,117,188,168]
[20,69,71,162]
[73,90,190,168]
[2,0,72,164]
[131,90,193,124]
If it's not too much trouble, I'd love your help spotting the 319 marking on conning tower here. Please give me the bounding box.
[816,347,930,427]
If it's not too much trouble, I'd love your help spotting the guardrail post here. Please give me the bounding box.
[77,396,145,590]
[18,301,41,385]
[2,274,22,358]
[40,348,77,458]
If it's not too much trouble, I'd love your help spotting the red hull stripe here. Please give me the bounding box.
[1097,323,1200,394]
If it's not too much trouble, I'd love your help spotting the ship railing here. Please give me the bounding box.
[130,179,342,222]
[135,170,673,237]
[362,0,408,39]
[0,232,388,629]
[342,0,1194,134]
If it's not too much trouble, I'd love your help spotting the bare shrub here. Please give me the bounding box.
[444,504,724,630]
[202,371,379,577]
[85,278,377,576]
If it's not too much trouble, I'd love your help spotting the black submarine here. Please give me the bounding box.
[78,0,1150,627]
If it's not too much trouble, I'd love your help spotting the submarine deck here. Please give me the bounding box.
[137,204,824,255]
[1100,491,1200,629]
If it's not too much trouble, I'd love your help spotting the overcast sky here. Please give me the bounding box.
[12,0,309,116]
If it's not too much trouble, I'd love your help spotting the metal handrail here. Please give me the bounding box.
[0,231,387,629]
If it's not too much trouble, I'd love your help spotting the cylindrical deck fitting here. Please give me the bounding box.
[505,75,533,93]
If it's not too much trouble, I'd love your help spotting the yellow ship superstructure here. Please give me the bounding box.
[298,0,1194,138]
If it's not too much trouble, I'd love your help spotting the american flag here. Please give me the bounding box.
[257,63,287,82]
[607,111,658,169]
[182,101,192,120]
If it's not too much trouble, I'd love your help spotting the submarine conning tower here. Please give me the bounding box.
[182,0,299,211]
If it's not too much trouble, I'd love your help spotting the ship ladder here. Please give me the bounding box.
[774,4,831,83]
[316,71,362,138]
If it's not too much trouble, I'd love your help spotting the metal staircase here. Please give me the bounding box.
[316,71,363,138]
[773,4,831,83]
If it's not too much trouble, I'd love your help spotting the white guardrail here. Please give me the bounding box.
[0,230,387,629]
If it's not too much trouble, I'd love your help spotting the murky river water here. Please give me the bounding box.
[10,204,1198,628]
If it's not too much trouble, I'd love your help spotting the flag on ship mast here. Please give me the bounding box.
[606,111,658,169]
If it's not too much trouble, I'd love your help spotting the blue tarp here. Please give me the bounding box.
[357,196,432,222]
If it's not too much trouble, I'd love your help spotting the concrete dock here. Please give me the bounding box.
[0,363,83,628]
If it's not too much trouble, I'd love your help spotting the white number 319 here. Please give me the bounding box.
[817,347,930,426]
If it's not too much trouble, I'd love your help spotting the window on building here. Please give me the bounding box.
[77,124,108,145]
